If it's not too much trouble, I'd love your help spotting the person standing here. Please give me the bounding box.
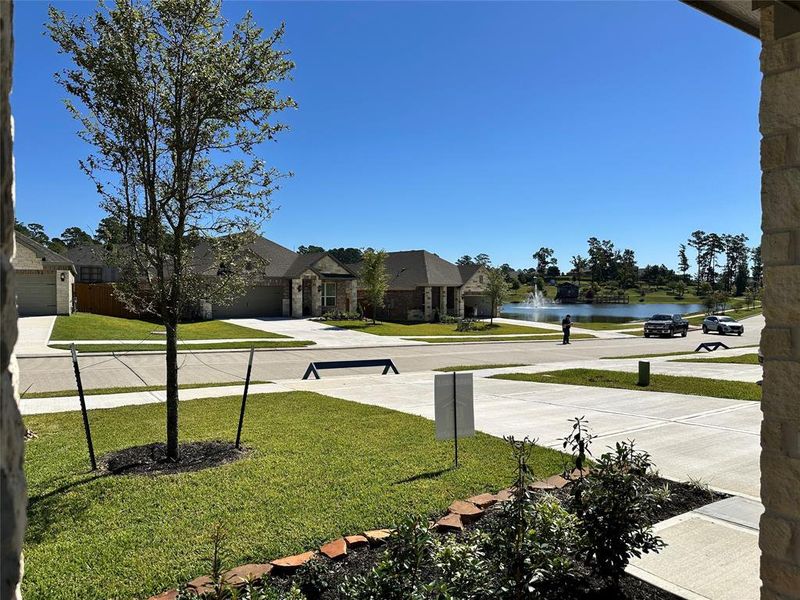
[562,314,572,344]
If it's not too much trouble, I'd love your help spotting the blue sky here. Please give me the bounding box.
[13,1,761,270]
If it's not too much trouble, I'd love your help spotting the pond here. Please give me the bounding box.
[499,302,706,324]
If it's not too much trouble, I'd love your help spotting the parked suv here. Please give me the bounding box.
[702,315,744,336]
[643,313,689,338]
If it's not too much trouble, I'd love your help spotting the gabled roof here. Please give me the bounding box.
[285,252,357,279]
[190,235,299,278]
[14,232,76,272]
[65,242,110,266]
[360,250,471,289]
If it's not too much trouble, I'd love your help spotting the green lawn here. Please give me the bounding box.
[23,392,566,600]
[324,320,552,336]
[490,368,761,401]
[686,307,762,326]
[51,340,313,353]
[672,353,760,365]
[50,313,286,341]
[433,363,528,372]
[600,346,759,360]
[21,381,271,399]
[407,333,595,343]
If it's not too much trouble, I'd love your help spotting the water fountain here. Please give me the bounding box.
[522,282,553,308]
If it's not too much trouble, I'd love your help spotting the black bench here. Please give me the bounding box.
[695,342,730,353]
[302,358,400,380]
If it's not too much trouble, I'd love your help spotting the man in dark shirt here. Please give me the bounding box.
[562,314,572,344]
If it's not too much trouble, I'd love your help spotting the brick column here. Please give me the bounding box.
[349,279,357,314]
[1,2,26,598]
[454,286,464,317]
[439,286,448,316]
[759,6,800,599]
[291,278,302,318]
[423,286,433,321]
[310,276,322,317]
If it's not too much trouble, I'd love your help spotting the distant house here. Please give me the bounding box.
[66,243,120,283]
[353,250,491,322]
[555,282,580,303]
[11,232,76,316]
[190,236,358,319]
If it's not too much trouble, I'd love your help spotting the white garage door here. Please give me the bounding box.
[16,273,57,316]
[213,285,284,319]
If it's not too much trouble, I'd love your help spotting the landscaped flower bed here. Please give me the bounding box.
[154,427,725,600]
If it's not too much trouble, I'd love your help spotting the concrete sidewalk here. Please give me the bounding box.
[15,316,66,355]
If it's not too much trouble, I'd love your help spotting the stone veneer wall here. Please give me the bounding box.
[1,2,26,598]
[759,5,800,599]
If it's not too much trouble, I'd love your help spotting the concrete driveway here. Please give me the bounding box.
[15,316,66,356]
[224,317,420,348]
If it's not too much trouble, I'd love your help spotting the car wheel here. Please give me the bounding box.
[738,331,743,336]
[681,329,687,337]
[644,333,650,338]
[669,327,674,337]
[719,329,726,336]
[702,325,708,334]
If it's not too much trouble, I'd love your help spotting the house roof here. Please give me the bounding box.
[190,235,299,278]
[65,242,110,266]
[285,252,357,278]
[354,250,474,289]
[14,232,76,273]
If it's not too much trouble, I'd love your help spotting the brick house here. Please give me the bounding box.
[354,250,491,321]
[11,232,75,316]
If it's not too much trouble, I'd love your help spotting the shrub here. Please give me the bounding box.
[439,314,459,324]
[569,440,668,587]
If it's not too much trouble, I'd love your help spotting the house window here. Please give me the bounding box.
[80,266,102,283]
[322,282,336,308]
[479,275,484,283]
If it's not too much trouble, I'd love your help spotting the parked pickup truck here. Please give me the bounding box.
[643,313,689,338]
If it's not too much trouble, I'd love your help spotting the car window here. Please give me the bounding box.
[719,317,734,322]
[673,315,681,321]
[652,314,670,320]
[708,317,717,321]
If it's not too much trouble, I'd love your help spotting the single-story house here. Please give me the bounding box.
[11,232,75,316]
[353,250,491,321]
[191,236,359,319]
[65,243,119,283]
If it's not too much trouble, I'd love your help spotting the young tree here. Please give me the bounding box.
[49,0,296,460]
[360,249,389,324]
[483,267,510,325]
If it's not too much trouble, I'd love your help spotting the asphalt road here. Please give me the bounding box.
[17,317,763,394]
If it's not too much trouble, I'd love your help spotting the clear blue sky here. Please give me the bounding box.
[13,1,761,270]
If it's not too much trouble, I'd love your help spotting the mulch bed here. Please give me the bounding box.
[100,441,250,476]
[260,477,727,600]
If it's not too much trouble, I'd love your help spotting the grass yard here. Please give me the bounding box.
[490,368,761,401]
[433,363,528,372]
[323,320,552,336]
[407,333,595,344]
[50,313,286,341]
[21,381,271,399]
[600,346,759,360]
[23,392,566,600]
[672,353,760,365]
[51,340,313,352]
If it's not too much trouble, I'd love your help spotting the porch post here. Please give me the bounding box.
[291,278,302,318]
[423,286,433,321]
[454,286,464,317]
[758,5,800,599]
[439,286,448,316]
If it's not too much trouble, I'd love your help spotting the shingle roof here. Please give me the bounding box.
[65,242,110,266]
[284,252,357,278]
[190,235,299,278]
[355,250,468,289]
[15,232,76,271]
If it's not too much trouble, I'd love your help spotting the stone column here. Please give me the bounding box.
[423,286,433,321]
[291,278,302,318]
[310,276,322,317]
[759,6,800,599]
[1,3,27,599]
[349,279,358,314]
[56,269,72,315]
[439,286,448,316]
[454,287,464,317]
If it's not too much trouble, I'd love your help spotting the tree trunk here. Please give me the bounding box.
[165,314,179,460]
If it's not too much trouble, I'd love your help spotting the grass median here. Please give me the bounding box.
[51,313,286,341]
[671,353,760,365]
[490,368,761,401]
[433,363,529,372]
[23,391,566,600]
[21,381,271,399]
[50,340,314,353]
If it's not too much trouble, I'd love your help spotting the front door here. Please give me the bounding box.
[302,279,312,316]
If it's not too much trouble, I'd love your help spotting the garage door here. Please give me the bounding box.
[213,285,283,319]
[16,273,57,316]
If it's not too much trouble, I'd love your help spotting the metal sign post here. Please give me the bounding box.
[70,343,97,471]
[235,346,255,449]
[434,372,475,468]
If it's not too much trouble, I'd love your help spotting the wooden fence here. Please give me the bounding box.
[75,283,139,318]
